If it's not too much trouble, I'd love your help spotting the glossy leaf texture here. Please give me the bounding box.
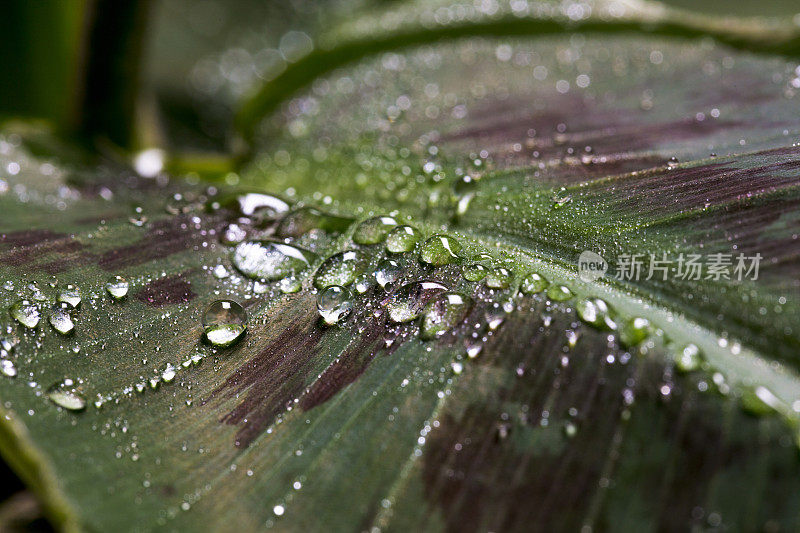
[2,3,800,533]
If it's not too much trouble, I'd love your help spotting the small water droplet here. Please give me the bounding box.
[552,187,572,209]
[313,250,368,289]
[385,225,421,254]
[105,276,129,299]
[49,303,75,335]
[57,284,81,308]
[352,216,398,245]
[386,281,447,323]
[419,235,462,266]
[520,272,548,294]
[47,378,86,411]
[316,285,353,325]
[420,292,469,340]
[202,300,247,347]
[232,240,316,281]
[276,207,353,238]
[229,192,290,220]
[279,276,302,294]
[162,363,177,383]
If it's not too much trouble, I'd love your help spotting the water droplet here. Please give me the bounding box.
[576,298,616,330]
[57,284,81,308]
[9,300,40,329]
[675,343,702,372]
[313,250,368,289]
[279,276,302,294]
[353,273,374,294]
[386,281,447,323]
[462,263,487,282]
[0,359,16,378]
[229,192,290,220]
[741,386,780,416]
[419,235,462,266]
[485,267,512,289]
[221,223,247,245]
[276,207,353,238]
[105,276,129,299]
[47,378,86,411]
[316,285,352,325]
[162,363,177,383]
[49,303,75,335]
[420,292,469,340]
[385,225,421,254]
[202,300,247,347]
[352,216,398,245]
[546,285,573,302]
[374,259,403,289]
[619,317,651,347]
[564,421,578,438]
[552,187,572,209]
[520,272,548,294]
[232,240,316,281]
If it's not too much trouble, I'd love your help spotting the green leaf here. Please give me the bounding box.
[3,2,800,531]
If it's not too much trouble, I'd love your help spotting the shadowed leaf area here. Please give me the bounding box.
[2,6,800,533]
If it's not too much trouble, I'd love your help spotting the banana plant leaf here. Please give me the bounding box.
[2,0,800,531]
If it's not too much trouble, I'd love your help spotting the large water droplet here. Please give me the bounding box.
[386,281,447,323]
[520,272,548,294]
[546,285,573,302]
[313,250,368,289]
[619,317,651,347]
[576,298,616,330]
[485,267,512,289]
[232,240,316,281]
[57,284,81,308]
[276,207,353,238]
[385,225,421,253]
[352,216,398,245]
[202,300,247,347]
[230,192,290,221]
[47,378,86,411]
[105,276,129,299]
[317,285,353,325]
[462,263,488,282]
[9,300,40,328]
[374,259,403,289]
[49,303,75,335]
[419,235,462,266]
[420,292,469,340]
[675,343,702,372]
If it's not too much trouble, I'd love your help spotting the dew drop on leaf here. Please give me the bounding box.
[462,263,487,282]
[520,272,548,294]
[105,276,129,299]
[619,317,651,347]
[313,250,369,289]
[202,300,247,347]
[57,284,81,308]
[485,267,512,289]
[352,216,398,245]
[675,343,703,372]
[386,281,447,323]
[47,378,86,411]
[9,300,40,329]
[0,359,16,378]
[546,285,573,302]
[374,259,403,289]
[419,235,462,266]
[49,302,75,335]
[316,285,353,325]
[232,240,316,281]
[384,225,420,253]
[420,292,469,340]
